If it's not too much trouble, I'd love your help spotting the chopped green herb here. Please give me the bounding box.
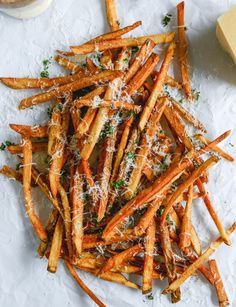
[5,141,14,146]
[229,143,234,147]
[166,215,174,226]
[162,13,172,27]
[192,89,200,101]
[40,70,49,78]
[100,64,106,71]
[127,152,135,159]
[40,57,52,79]
[131,46,139,54]
[146,293,154,300]
[184,26,188,31]
[123,58,129,63]
[157,205,164,217]
[15,163,22,171]
[178,98,185,104]
[100,123,114,139]
[81,62,87,69]
[47,107,53,119]
[111,180,125,189]
[0,143,6,151]
[193,160,200,169]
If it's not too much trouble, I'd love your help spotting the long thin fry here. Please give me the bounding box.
[55,55,82,73]
[105,0,120,31]
[163,222,236,294]
[10,124,48,138]
[0,165,23,183]
[139,42,176,131]
[71,33,175,55]
[7,142,47,154]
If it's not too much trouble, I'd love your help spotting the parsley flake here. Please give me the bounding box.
[111,180,125,189]
[162,13,172,27]
[146,293,154,300]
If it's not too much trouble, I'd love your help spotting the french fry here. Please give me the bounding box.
[7,142,47,154]
[100,50,114,70]
[72,166,84,256]
[22,136,47,242]
[196,178,231,246]
[1,71,85,90]
[163,222,236,294]
[142,218,156,294]
[177,1,192,100]
[19,70,122,109]
[64,260,106,307]
[81,159,98,209]
[208,259,229,307]
[74,98,141,113]
[58,183,73,259]
[160,156,219,227]
[10,124,48,138]
[125,98,167,199]
[86,57,99,73]
[71,32,175,55]
[105,0,120,31]
[0,165,23,183]
[99,244,143,275]
[195,134,234,162]
[139,42,176,131]
[152,71,182,90]
[171,99,207,133]
[48,103,62,156]
[179,184,193,251]
[115,47,131,71]
[47,216,63,273]
[55,55,82,73]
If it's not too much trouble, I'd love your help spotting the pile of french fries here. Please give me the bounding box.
[0,1,235,306]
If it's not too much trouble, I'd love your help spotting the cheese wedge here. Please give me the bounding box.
[216,5,236,64]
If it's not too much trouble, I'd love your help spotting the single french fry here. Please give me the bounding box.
[55,55,82,73]
[86,57,99,73]
[162,222,236,294]
[72,166,84,256]
[64,260,106,307]
[139,42,176,131]
[160,156,219,227]
[208,259,229,307]
[124,39,155,83]
[0,165,23,183]
[74,98,141,113]
[152,71,182,90]
[19,70,122,109]
[105,0,120,31]
[58,183,73,259]
[142,218,156,294]
[115,47,131,71]
[47,216,63,273]
[100,50,114,70]
[196,178,231,246]
[195,134,234,162]
[1,71,85,90]
[164,103,194,150]
[179,184,193,251]
[171,99,207,133]
[81,159,98,209]
[103,155,192,241]
[48,104,61,156]
[124,53,160,96]
[125,98,167,199]
[99,244,143,275]
[10,124,48,138]
[7,142,47,154]
[177,1,192,100]
[22,136,47,242]
[71,32,175,55]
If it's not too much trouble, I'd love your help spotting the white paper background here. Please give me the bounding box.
[0,0,236,306]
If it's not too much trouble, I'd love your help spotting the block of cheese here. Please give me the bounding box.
[216,5,236,64]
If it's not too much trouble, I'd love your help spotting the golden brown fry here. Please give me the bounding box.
[209,259,229,307]
[48,103,62,156]
[195,134,234,162]
[81,159,98,209]
[177,1,192,100]
[142,218,156,294]
[139,42,176,131]
[55,55,82,73]
[152,71,182,90]
[0,165,23,183]
[64,260,106,307]
[86,57,99,73]
[47,216,63,273]
[163,222,236,294]
[196,178,231,246]
[179,184,193,251]
[10,124,48,138]
[105,0,120,31]
[72,166,84,256]
[19,70,122,109]
[115,47,131,71]
[74,98,141,113]
[7,142,47,154]
[71,33,175,55]
[22,136,47,242]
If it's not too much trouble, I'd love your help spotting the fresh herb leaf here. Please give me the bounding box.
[0,143,6,151]
[40,57,52,79]
[111,180,125,189]
[47,107,53,119]
[229,143,234,147]
[5,141,14,146]
[162,13,172,27]
[166,215,174,225]
[40,70,49,78]
[146,293,154,300]
[15,163,22,171]
[131,46,139,55]
[100,123,114,139]
[123,58,129,63]
[127,152,135,159]
[157,205,164,217]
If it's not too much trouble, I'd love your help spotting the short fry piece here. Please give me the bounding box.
[105,0,120,31]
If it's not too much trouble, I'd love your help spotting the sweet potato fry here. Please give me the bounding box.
[71,33,175,55]
[142,218,156,294]
[196,178,231,246]
[47,216,63,273]
[22,136,47,242]
[55,55,82,73]
[179,184,193,251]
[10,124,48,138]
[64,260,106,307]
[163,222,236,294]
[105,0,120,31]
[177,1,192,100]
[19,70,122,109]
[139,42,176,131]
[209,259,229,307]
[99,244,143,275]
